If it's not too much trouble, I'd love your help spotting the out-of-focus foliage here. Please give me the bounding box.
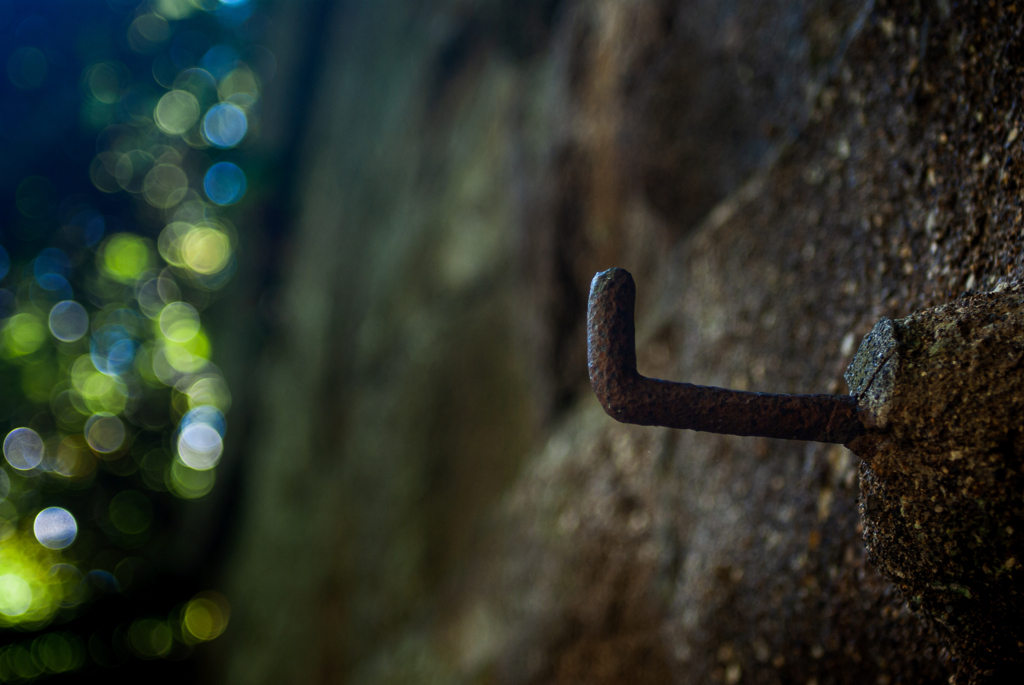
[0,0,271,678]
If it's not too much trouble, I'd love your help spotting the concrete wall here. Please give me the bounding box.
[219,1,1022,682]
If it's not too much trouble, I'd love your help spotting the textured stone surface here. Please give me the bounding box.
[844,316,898,430]
[847,290,1024,681]
[216,1,1024,683]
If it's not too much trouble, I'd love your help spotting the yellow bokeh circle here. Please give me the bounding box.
[154,90,201,136]
[0,533,65,628]
[181,226,231,275]
[158,302,200,343]
[182,592,230,642]
[167,460,214,499]
[3,314,46,357]
[100,234,154,284]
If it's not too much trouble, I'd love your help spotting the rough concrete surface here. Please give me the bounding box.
[847,291,1024,681]
[218,1,1024,683]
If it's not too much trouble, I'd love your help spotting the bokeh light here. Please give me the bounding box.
[162,328,212,374]
[185,376,232,412]
[84,61,130,104]
[168,460,214,498]
[4,314,46,357]
[90,153,123,193]
[85,414,126,454]
[143,164,190,208]
[48,302,90,343]
[114,150,156,193]
[34,274,74,304]
[159,302,201,342]
[203,162,247,205]
[0,533,65,627]
[0,575,32,617]
[33,508,78,550]
[154,90,202,135]
[69,211,106,247]
[219,65,260,106]
[101,234,154,283]
[200,45,239,80]
[52,436,96,480]
[128,618,173,659]
[34,249,71,280]
[26,632,86,674]
[177,423,223,470]
[182,405,226,434]
[91,325,138,377]
[128,14,171,54]
[174,68,218,111]
[72,353,130,415]
[0,0,261,665]
[50,565,86,609]
[154,0,198,21]
[4,428,44,471]
[202,103,248,148]
[182,592,230,642]
[183,225,233,274]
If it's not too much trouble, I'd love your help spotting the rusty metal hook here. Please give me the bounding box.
[586,267,866,444]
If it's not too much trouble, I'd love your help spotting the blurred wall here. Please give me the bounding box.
[217,0,1022,682]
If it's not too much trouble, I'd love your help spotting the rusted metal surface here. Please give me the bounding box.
[586,267,866,444]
